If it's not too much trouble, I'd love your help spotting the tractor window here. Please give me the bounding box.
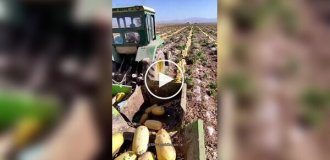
[113,33,124,44]
[132,17,141,27]
[112,17,125,28]
[124,32,140,44]
[112,18,119,28]
[118,18,125,28]
[151,15,156,39]
[113,17,141,28]
[112,17,126,28]
[146,15,151,42]
[126,17,142,28]
[125,17,131,28]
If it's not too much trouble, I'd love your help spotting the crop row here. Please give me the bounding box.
[156,24,187,35]
[197,25,217,43]
[183,25,218,160]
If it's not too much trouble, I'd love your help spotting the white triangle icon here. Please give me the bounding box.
[159,72,174,88]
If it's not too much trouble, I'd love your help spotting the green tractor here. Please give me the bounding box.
[112,6,167,93]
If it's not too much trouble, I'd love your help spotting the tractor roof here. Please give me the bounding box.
[112,6,155,14]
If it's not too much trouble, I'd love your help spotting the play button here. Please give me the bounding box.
[159,72,174,88]
[144,60,184,100]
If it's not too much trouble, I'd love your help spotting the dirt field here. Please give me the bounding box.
[156,23,218,160]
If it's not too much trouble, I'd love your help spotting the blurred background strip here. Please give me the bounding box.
[220,0,330,160]
[0,0,112,159]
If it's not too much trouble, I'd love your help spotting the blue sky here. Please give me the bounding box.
[112,0,217,21]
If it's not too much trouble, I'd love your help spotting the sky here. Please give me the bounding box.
[112,0,217,21]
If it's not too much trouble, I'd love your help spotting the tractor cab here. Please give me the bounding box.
[112,6,163,61]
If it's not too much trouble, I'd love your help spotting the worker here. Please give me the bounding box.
[114,35,124,44]
[130,23,136,28]
[126,32,139,43]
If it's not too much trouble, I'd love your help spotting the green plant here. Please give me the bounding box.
[185,77,194,89]
[192,51,207,64]
[200,55,207,62]
[197,51,203,57]
[199,39,209,46]
[208,82,217,90]
[176,44,186,50]
[207,82,217,96]
[208,89,217,96]
[299,87,330,127]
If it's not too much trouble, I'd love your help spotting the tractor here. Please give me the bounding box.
[111,6,182,130]
[112,6,167,95]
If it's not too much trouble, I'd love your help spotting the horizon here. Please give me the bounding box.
[112,0,217,22]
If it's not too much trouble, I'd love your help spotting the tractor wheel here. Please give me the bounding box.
[147,51,166,81]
